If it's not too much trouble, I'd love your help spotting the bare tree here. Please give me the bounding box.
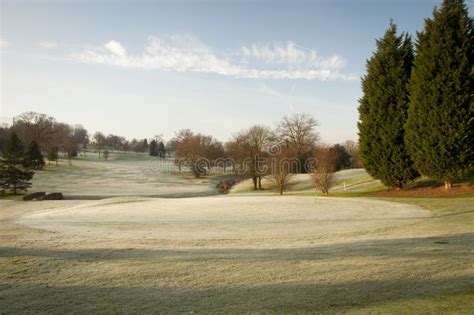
[93,132,106,158]
[165,139,177,157]
[13,111,56,148]
[231,125,274,190]
[312,145,339,195]
[224,139,245,173]
[277,113,319,173]
[46,145,59,166]
[269,147,296,195]
[171,129,194,172]
[73,125,89,156]
[175,131,222,178]
[63,137,77,166]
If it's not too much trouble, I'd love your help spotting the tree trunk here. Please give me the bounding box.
[280,185,283,195]
[252,176,257,190]
[258,177,262,190]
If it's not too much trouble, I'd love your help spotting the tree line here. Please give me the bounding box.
[0,111,170,164]
[0,111,361,195]
[170,113,361,194]
[358,0,473,190]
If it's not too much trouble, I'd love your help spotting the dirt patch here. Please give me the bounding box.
[371,183,474,197]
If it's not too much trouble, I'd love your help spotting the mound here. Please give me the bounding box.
[17,196,427,246]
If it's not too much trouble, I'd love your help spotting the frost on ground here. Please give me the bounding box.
[230,168,383,194]
[17,196,427,245]
[2,156,472,313]
[1,196,473,313]
[30,157,218,198]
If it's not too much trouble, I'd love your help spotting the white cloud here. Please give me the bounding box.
[239,42,347,70]
[104,40,126,57]
[240,42,311,65]
[39,41,59,49]
[73,35,356,81]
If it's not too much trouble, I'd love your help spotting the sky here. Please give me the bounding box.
[1,0,471,144]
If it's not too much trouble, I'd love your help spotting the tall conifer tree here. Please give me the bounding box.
[358,22,419,188]
[24,140,45,170]
[0,133,34,194]
[406,0,473,189]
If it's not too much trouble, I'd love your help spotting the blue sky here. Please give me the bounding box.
[1,0,470,143]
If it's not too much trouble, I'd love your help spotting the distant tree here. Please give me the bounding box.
[208,141,227,172]
[269,146,295,195]
[93,132,106,157]
[158,141,166,158]
[73,125,89,156]
[63,138,77,166]
[46,145,59,166]
[343,140,362,168]
[406,0,474,189]
[0,133,34,194]
[103,150,110,160]
[312,145,338,195]
[170,129,194,171]
[0,125,10,152]
[175,132,221,178]
[358,22,419,188]
[142,139,149,153]
[233,125,274,189]
[121,139,131,152]
[12,111,55,149]
[277,113,319,173]
[105,134,126,152]
[224,139,246,173]
[330,144,351,171]
[165,139,177,157]
[24,140,45,170]
[149,140,159,156]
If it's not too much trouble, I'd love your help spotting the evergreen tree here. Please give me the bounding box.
[406,0,473,189]
[0,133,34,194]
[149,140,158,156]
[142,139,149,153]
[24,140,45,170]
[358,22,419,188]
[158,141,166,158]
[330,144,351,171]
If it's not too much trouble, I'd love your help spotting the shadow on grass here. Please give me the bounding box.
[1,234,473,312]
[1,233,472,262]
[0,275,472,313]
[63,190,221,200]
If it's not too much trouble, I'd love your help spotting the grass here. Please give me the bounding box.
[19,152,219,199]
[1,194,473,313]
[0,156,472,313]
[230,169,384,194]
